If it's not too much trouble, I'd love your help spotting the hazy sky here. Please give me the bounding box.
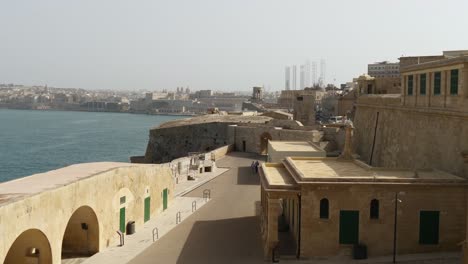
[1,0,467,91]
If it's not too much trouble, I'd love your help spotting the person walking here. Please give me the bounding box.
[251,161,256,174]
[254,160,260,174]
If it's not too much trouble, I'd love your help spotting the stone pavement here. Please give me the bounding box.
[174,167,229,197]
[129,152,266,264]
[80,196,209,264]
[280,252,460,264]
[69,159,231,264]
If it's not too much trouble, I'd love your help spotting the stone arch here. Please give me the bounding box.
[4,228,52,264]
[61,205,100,259]
[259,132,272,155]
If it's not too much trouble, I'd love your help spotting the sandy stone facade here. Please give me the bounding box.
[0,163,174,264]
[259,157,467,260]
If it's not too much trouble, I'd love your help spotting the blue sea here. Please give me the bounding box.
[0,109,185,183]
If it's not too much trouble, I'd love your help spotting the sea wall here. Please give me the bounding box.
[144,122,234,163]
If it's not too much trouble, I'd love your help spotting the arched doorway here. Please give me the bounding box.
[259,132,272,155]
[4,229,52,264]
[61,206,99,260]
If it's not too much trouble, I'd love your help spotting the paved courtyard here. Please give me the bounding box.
[129,152,265,264]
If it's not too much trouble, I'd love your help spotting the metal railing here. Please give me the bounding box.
[152,228,159,242]
[192,200,197,212]
[176,211,181,224]
[203,189,211,201]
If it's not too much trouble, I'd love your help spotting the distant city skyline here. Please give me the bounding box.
[1,0,467,91]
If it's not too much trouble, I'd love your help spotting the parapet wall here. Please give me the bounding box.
[354,97,468,178]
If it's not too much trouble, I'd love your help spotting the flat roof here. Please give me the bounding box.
[156,114,272,129]
[401,56,468,73]
[268,141,324,153]
[260,163,298,190]
[0,162,153,206]
[284,157,466,184]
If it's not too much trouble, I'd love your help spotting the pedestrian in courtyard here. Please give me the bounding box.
[251,161,256,174]
[255,160,260,174]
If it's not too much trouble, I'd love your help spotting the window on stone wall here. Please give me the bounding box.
[320,198,329,219]
[408,75,414,95]
[420,74,426,95]
[450,69,459,95]
[434,72,441,95]
[370,199,379,219]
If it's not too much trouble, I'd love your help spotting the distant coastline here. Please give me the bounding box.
[0,105,196,117]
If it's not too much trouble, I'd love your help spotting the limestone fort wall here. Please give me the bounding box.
[354,96,468,178]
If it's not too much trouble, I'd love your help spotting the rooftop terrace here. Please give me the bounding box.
[261,157,466,188]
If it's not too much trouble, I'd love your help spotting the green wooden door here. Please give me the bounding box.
[339,210,359,244]
[119,207,126,233]
[163,188,168,210]
[144,197,151,222]
[419,211,439,244]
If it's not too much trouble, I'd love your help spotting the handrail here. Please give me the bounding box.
[152,228,159,242]
[203,189,211,201]
[176,211,181,224]
[192,200,197,212]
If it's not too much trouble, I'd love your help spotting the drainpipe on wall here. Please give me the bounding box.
[462,151,468,263]
[338,123,354,160]
[296,194,302,259]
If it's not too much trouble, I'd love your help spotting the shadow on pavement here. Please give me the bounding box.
[237,167,260,185]
[176,216,264,264]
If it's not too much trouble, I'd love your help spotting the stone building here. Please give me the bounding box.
[356,74,401,95]
[368,61,400,78]
[259,156,466,260]
[293,94,317,126]
[252,86,264,102]
[354,53,468,177]
[400,55,468,111]
[266,141,325,162]
[277,88,325,109]
[0,162,174,264]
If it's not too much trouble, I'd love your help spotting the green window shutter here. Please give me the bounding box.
[419,211,439,244]
[420,74,426,95]
[434,72,441,95]
[450,69,459,95]
[408,75,413,95]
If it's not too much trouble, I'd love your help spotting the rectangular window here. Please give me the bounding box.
[450,69,459,95]
[120,196,126,204]
[420,74,426,95]
[419,211,439,245]
[434,72,441,95]
[408,75,413,95]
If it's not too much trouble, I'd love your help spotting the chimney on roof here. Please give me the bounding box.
[338,123,354,160]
